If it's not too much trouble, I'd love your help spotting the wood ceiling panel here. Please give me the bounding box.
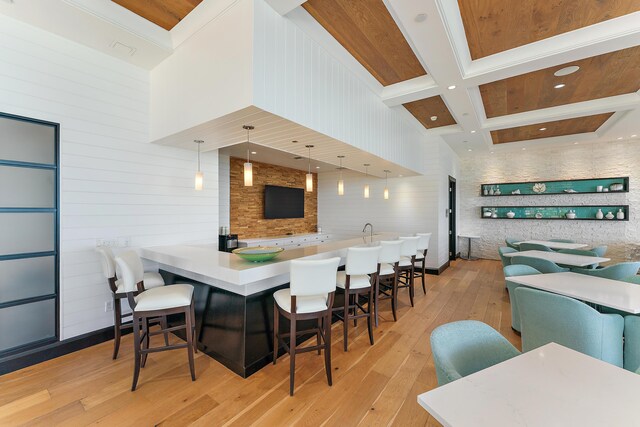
[403,96,457,129]
[112,0,202,30]
[302,0,426,86]
[491,113,614,144]
[458,0,640,59]
[481,47,640,118]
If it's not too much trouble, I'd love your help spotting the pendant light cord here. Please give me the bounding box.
[246,127,251,163]
[308,146,311,173]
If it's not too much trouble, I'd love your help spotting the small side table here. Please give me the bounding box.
[458,234,480,260]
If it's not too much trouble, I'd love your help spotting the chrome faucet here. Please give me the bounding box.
[363,223,373,240]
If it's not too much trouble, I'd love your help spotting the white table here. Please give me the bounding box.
[514,239,588,250]
[418,343,640,426]
[503,250,609,267]
[458,234,480,260]
[507,271,640,314]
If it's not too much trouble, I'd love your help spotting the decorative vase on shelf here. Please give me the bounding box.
[483,186,488,196]
[506,211,515,218]
[596,209,604,220]
[489,186,495,196]
[566,210,576,219]
[617,209,625,220]
[491,209,498,219]
[606,211,614,220]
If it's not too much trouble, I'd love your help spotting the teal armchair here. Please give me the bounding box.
[498,247,518,268]
[505,238,521,250]
[549,239,576,243]
[591,245,608,257]
[519,243,553,252]
[510,255,570,274]
[575,262,640,281]
[504,265,541,332]
[557,249,599,269]
[430,320,520,386]
[515,287,624,367]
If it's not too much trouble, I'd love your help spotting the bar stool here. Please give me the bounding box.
[115,250,197,391]
[413,233,432,294]
[334,246,381,351]
[375,240,403,324]
[96,246,167,359]
[273,257,341,396]
[397,236,420,307]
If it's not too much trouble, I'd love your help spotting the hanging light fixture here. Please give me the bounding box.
[383,170,390,200]
[194,140,204,191]
[363,164,370,198]
[305,145,314,192]
[243,125,254,186]
[337,155,345,196]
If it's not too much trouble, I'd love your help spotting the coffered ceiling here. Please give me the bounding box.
[112,0,202,30]
[403,96,457,129]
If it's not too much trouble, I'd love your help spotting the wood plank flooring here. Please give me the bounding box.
[0,259,520,426]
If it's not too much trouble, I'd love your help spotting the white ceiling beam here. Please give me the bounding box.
[381,75,440,106]
[264,0,305,16]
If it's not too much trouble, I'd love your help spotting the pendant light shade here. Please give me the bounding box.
[383,170,390,200]
[337,155,345,196]
[363,164,370,198]
[194,140,204,191]
[305,145,314,192]
[243,125,254,187]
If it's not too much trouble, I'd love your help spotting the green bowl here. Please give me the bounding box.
[232,246,284,262]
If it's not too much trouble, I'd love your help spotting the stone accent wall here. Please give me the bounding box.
[459,140,640,264]
[229,157,318,238]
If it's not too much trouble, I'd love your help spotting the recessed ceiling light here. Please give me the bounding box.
[490,151,495,154]
[573,142,579,145]
[539,127,547,131]
[467,149,472,152]
[617,137,623,140]
[470,130,476,134]
[632,134,638,138]
[554,65,580,77]
[430,116,438,121]
[414,13,427,22]
[399,174,403,177]
[316,166,320,169]
[554,83,565,89]
[251,151,257,155]
[447,85,456,90]
[522,148,526,151]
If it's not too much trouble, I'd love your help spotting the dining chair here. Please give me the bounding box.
[334,246,380,351]
[115,251,197,391]
[575,262,640,281]
[515,287,624,367]
[518,243,553,252]
[505,238,522,250]
[591,245,608,258]
[504,265,541,333]
[397,236,420,307]
[96,246,167,359]
[599,275,640,317]
[498,247,518,268]
[430,320,520,386]
[375,240,403,324]
[273,257,340,395]
[413,233,432,294]
[549,239,576,243]
[510,255,569,274]
[557,249,599,269]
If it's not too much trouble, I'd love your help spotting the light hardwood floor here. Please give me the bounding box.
[0,259,520,426]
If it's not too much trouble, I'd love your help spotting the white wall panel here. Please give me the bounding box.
[0,15,219,340]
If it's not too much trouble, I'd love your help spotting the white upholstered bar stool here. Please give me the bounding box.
[397,236,420,307]
[115,250,196,391]
[273,257,341,396]
[96,246,166,359]
[375,240,403,325]
[334,246,381,351]
[413,233,432,294]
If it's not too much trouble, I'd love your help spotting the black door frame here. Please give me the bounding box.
[448,176,457,261]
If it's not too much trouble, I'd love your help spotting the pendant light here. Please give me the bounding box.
[383,170,390,200]
[363,164,370,198]
[305,145,314,192]
[194,140,204,191]
[243,125,254,187]
[337,155,345,196]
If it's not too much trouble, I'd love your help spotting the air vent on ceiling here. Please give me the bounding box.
[109,41,137,57]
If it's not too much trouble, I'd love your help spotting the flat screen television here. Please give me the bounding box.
[264,185,304,219]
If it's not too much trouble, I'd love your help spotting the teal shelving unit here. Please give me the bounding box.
[481,205,629,221]
[481,177,629,196]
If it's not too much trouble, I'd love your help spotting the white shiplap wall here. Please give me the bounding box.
[252,0,430,175]
[0,15,219,340]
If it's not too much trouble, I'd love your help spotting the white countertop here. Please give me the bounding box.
[141,233,397,296]
[239,232,329,244]
[514,240,588,250]
[508,271,640,314]
[503,250,610,267]
[418,342,640,427]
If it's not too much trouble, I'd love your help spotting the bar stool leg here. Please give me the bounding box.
[185,303,196,381]
[272,302,279,365]
[421,257,427,294]
[343,292,350,352]
[160,316,169,347]
[409,266,415,307]
[141,317,150,368]
[367,286,374,345]
[113,296,122,360]
[190,304,198,354]
[324,310,332,386]
[316,317,322,355]
[131,315,142,391]
[374,275,380,327]
[289,316,297,396]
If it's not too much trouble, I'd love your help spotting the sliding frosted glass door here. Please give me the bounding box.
[0,113,59,356]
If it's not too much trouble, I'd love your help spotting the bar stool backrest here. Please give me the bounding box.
[378,240,403,264]
[346,246,381,276]
[290,257,340,297]
[416,233,432,251]
[96,246,116,279]
[399,236,420,257]
[115,250,145,293]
